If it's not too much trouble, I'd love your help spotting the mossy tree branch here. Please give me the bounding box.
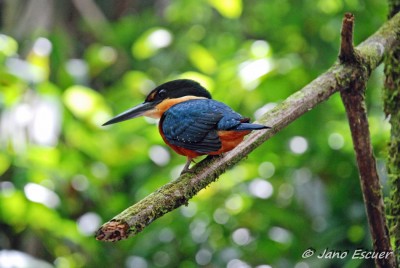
[384,40,400,268]
[339,13,396,268]
[384,1,400,264]
[96,13,400,242]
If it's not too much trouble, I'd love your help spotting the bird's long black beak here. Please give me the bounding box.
[102,102,156,126]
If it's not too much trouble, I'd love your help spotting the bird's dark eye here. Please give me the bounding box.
[158,89,167,98]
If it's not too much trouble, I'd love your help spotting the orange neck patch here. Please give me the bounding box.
[143,96,207,119]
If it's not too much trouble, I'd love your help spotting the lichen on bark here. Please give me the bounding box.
[383,43,400,264]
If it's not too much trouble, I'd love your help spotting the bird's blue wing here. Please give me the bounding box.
[161,100,227,154]
[161,99,266,154]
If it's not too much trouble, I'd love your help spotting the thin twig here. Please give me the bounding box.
[96,12,400,242]
[339,13,358,63]
[339,13,397,268]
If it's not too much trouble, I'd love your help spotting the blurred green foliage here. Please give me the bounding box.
[0,0,391,267]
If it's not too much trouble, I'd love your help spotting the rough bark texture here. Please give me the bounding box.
[339,13,359,63]
[341,89,396,268]
[385,2,400,265]
[96,13,400,242]
[384,49,400,267]
[339,13,396,268]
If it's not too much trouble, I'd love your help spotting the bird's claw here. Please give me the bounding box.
[180,168,195,175]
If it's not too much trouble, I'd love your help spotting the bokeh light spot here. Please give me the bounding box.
[258,162,275,178]
[32,38,52,56]
[126,256,148,268]
[195,249,212,265]
[268,226,292,244]
[208,0,243,19]
[153,251,170,267]
[239,59,273,89]
[64,85,94,115]
[132,28,173,59]
[347,224,365,243]
[317,0,343,14]
[249,179,273,199]
[289,136,308,154]
[149,145,170,166]
[91,162,109,179]
[0,250,53,268]
[15,104,33,126]
[190,220,209,243]
[65,59,88,82]
[227,259,251,268]
[328,132,344,150]
[24,183,60,208]
[213,208,230,224]
[251,40,271,58]
[294,262,310,268]
[0,34,18,56]
[158,228,174,243]
[98,46,117,64]
[71,175,89,192]
[31,98,61,146]
[225,194,244,214]
[148,29,172,49]
[63,85,111,125]
[232,228,251,246]
[278,183,294,200]
[0,181,15,197]
[77,212,102,236]
[181,202,197,218]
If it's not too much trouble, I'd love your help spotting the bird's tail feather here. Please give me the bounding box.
[235,123,270,131]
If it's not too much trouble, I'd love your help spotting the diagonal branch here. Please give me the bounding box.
[95,12,400,242]
[339,13,396,268]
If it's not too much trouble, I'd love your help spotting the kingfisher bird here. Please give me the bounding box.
[103,79,269,174]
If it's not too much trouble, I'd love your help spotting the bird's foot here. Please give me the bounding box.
[180,168,195,175]
[180,158,194,175]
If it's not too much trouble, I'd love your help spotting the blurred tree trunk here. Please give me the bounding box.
[1,0,54,40]
[384,0,400,263]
